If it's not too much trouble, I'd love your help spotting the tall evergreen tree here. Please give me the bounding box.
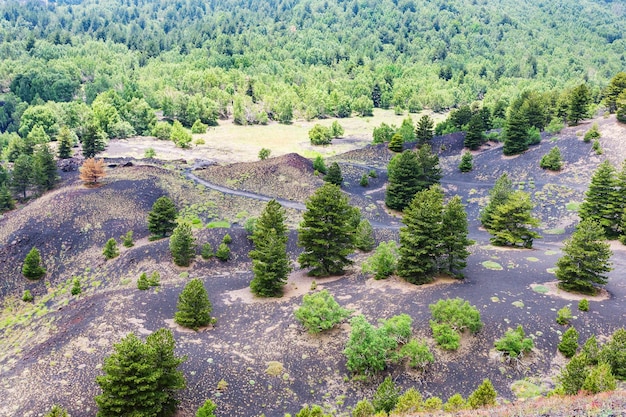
[487,190,541,248]
[148,196,178,238]
[298,183,357,276]
[459,152,473,172]
[568,83,590,126]
[82,123,106,158]
[174,278,213,330]
[602,72,626,113]
[579,160,619,237]
[480,174,514,230]
[556,219,612,294]
[10,154,33,199]
[463,114,484,150]
[414,144,442,191]
[440,196,474,277]
[415,115,434,145]
[324,162,343,186]
[33,144,58,192]
[22,247,46,279]
[385,150,421,211]
[0,184,15,212]
[57,126,73,159]
[169,221,196,266]
[249,200,290,297]
[397,185,444,284]
[502,109,529,155]
[388,132,404,152]
[354,219,375,252]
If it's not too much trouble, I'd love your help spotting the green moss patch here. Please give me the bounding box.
[533,285,549,294]
[482,261,503,271]
[526,257,540,262]
[543,228,565,235]
[565,202,581,211]
[511,379,545,399]
[512,301,525,308]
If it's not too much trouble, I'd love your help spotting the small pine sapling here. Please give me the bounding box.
[22,289,34,302]
[103,238,119,260]
[359,174,369,187]
[222,233,232,244]
[201,243,213,260]
[558,326,579,358]
[121,231,134,247]
[467,379,497,409]
[22,247,46,280]
[459,152,473,172]
[71,277,82,295]
[215,243,231,261]
[556,306,573,325]
[578,299,589,312]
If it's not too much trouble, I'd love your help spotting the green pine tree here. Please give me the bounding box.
[10,154,33,199]
[558,326,579,358]
[81,123,106,158]
[372,376,400,414]
[458,152,473,172]
[397,185,444,284]
[249,200,290,297]
[298,183,357,276]
[480,174,514,230]
[556,219,612,294]
[487,190,541,248]
[33,144,58,193]
[568,83,590,126]
[103,238,119,260]
[0,184,15,212]
[463,114,484,150]
[57,127,74,159]
[148,196,178,238]
[414,144,442,191]
[579,160,620,237]
[502,109,529,155]
[440,196,474,277]
[324,162,343,186]
[466,379,497,409]
[45,405,69,417]
[415,115,434,145]
[313,155,327,174]
[174,278,213,330]
[22,247,46,280]
[169,222,196,267]
[385,150,421,211]
[196,399,217,417]
[388,132,404,152]
[354,219,375,252]
[540,146,563,171]
[558,353,589,395]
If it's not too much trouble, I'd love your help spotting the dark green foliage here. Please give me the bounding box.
[487,191,541,248]
[32,144,58,192]
[579,161,620,237]
[581,335,600,366]
[148,196,178,239]
[463,114,484,150]
[372,376,399,414]
[373,123,395,144]
[0,184,16,212]
[215,243,231,261]
[385,150,420,211]
[309,124,333,145]
[121,231,134,248]
[22,247,46,279]
[361,241,398,280]
[556,220,612,294]
[312,155,327,174]
[95,329,186,417]
[175,278,213,330]
[450,105,472,129]
[324,162,343,186]
[258,148,271,160]
[397,186,444,283]
[169,222,196,267]
[71,277,82,296]
[190,119,207,134]
[45,405,69,417]
[481,174,514,229]
[556,306,573,325]
[359,174,369,187]
[298,184,356,277]
[458,152,473,172]
[368,169,377,178]
[415,115,434,145]
[137,272,159,290]
[294,290,350,333]
[568,83,591,126]
[503,109,529,155]
[466,379,497,409]
[558,327,579,358]
[578,299,589,312]
[201,243,213,260]
[22,289,33,302]
[354,219,375,252]
[414,144,442,191]
[598,328,626,380]
[558,353,589,395]
[10,154,33,199]
[603,72,626,113]
[81,123,106,158]
[540,146,563,171]
[388,133,404,152]
[250,200,290,297]
[494,325,534,359]
[440,196,474,278]
[582,363,617,394]
[196,399,217,417]
[103,238,119,260]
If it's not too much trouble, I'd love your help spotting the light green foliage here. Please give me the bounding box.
[582,363,617,394]
[494,325,534,358]
[222,233,232,244]
[598,328,626,380]
[309,124,333,145]
[466,379,497,409]
[148,196,178,239]
[71,277,82,296]
[558,327,579,358]
[324,162,343,186]
[558,353,589,395]
[372,376,399,414]
[170,120,192,148]
[196,399,217,417]
[169,222,196,267]
[430,322,460,351]
[397,117,415,143]
[392,388,422,414]
[352,399,375,417]
[22,247,46,279]
[459,152,473,172]
[584,124,601,143]
[359,174,369,187]
[355,219,375,252]
[191,119,208,134]
[137,272,160,290]
[388,133,404,152]
[545,118,564,134]
[294,290,350,333]
[399,339,434,369]
[144,147,156,158]
[443,394,466,412]
[174,278,213,330]
[379,314,413,345]
[22,289,34,302]
[540,146,563,171]
[312,155,327,174]
[362,241,398,280]
[330,121,344,138]
[373,123,395,144]
[592,138,602,154]
[258,148,271,160]
[429,297,483,333]
[45,405,69,417]
[556,306,572,325]
[487,190,541,248]
[201,243,213,260]
[526,126,541,145]
[215,243,231,261]
[423,397,442,412]
[353,95,374,117]
[121,231,134,248]
[343,315,394,374]
[153,122,173,140]
[556,220,612,294]
[295,405,331,417]
[298,184,356,277]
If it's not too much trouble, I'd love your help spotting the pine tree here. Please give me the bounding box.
[174,278,213,330]
[81,123,106,158]
[568,83,590,126]
[463,114,484,150]
[145,328,186,415]
[10,154,33,199]
[579,160,619,237]
[45,405,69,417]
[558,326,579,358]
[415,115,434,145]
[467,379,497,409]
[540,146,563,171]
[57,126,73,159]
[459,152,473,172]
[324,162,343,186]
[196,400,217,417]
[397,185,444,284]
[556,219,612,294]
[33,144,58,192]
[313,155,327,174]
[148,196,178,238]
[388,132,404,152]
[169,222,196,267]
[298,184,357,276]
[103,238,119,260]
[372,376,400,414]
[414,144,442,191]
[22,247,46,280]
[0,184,15,212]
[440,196,474,277]
[558,353,589,395]
[602,72,626,113]
[487,190,541,248]
[385,150,421,211]
[354,219,375,251]
[79,158,106,185]
[249,200,290,297]
[480,174,514,230]
[502,109,529,155]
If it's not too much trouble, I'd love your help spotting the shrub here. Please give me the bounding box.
[243,217,257,236]
[354,219,375,251]
[423,397,443,412]
[368,169,378,178]
[45,405,70,417]
[459,152,473,172]
[191,119,208,134]
[312,155,327,174]
[215,243,231,261]
[344,315,392,374]
[201,243,213,260]
[583,123,601,142]
[429,297,483,333]
[22,247,46,280]
[309,124,333,145]
[598,328,626,380]
[540,146,563,171]
[137,272,150,290]
[359,174,369,187]
[467,379,497,409]
[22,289,33,302]
[330,121,344,138]
[373,123,395,144]
[294,290,350,333]
[71,277,82,295]
[194,138,205,146]
[361,241,398,280]
[581,335,600,366]
[103,238,119,260]
[144,147,156,158]
[443,393,466,412]
[399,339,434,369]
[558,327,579,358]
[258,148,271,160]
[578,299,589,312]
[431,322,460,350]
[372,376,399,414]
[222,233,232,244]
[592,138,602,154]
[558,353,589,394]
[379,314,413,344]
[546,118,564,134]
[556,306,572,325]
[526,126,541,145]
[352,399,375,417]
[494,325,534,359]
[152,121,172,140]
[582,363,617,394]
[121,231,134,248]
[392,388,422,414]
[196,399,217,417]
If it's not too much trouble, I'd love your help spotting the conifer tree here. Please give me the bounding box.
[579,160,619,237]
[174,278,213,330]
[385,150,421,211]
[556,219,612,294]
[103,238,119,260]
[33,144,58,192]
[298,184,357,276]
[540,146,563,171]
[440,196,474,277]
[415,114,434,145]
[148,196,178,238]
[414,143,442,191]
[196,400,217,417]
[10,154,33,199]
[558,353,589,395]
[487,190,541,248]
[22,247,46,279]
[249,200,290,297]
[467,379,497,409]
[57,126,73,159]
[145,328,186,415]
[169,222,196,267]
[313,155,327,174]
[79,158,106,185]
[463,114,484,150]
[81,123,106,158]
[502,109,529,155]
[45,405,69,417]
[480,174,514,230]
[354,219,375,252]
[372,376,400,414]
[324,162,343,186]
[388,132,404,152]
[459,152,473,172]
[568,83,590,126]
[0,184,15,212]
[397,185,444,284]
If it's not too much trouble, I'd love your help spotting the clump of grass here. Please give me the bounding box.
[532,285,549,294]
[265,361,284,376]
[482,261,503,271]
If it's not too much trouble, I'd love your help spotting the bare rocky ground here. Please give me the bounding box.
[1,115,626,416]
